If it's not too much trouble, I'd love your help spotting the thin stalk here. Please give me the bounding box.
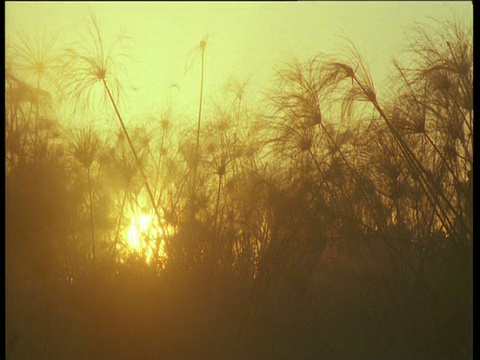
[318,122,387,232]
[87,166,96,271]
[192,44,206,197]
[34,76,41,163]
[112,183,129,265]
[307,148,332,193]
[423,132,467,199]
[153,128,167,200]
[214,174,223,234]
[15,92,35,165]
[102,79,162,228]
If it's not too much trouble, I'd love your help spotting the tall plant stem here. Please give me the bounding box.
[307,148,332,192]
[153,129,167,200]
[213,174,223,234]
[192,44,206,197]
[112,183,129,265]
[422,132,468,199]
[102,79,162,228]
[34,76,41,163]
[87,166,96,271]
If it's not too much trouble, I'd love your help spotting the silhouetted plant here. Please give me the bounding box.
[188,35,209,201]
[70,126,100,271]
[63,14,163,237]
[327,27,472,249]
[9,29,63,163]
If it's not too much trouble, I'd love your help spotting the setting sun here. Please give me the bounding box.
[125,212,165,263]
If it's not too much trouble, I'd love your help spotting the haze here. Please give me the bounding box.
[5,2,473,359]
[6,1,472,122]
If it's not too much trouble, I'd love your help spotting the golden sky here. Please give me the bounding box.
[5,2,473,124]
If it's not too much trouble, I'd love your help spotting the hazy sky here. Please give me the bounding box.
[5,2,473,125]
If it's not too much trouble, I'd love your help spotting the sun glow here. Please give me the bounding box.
[125,212,166,263]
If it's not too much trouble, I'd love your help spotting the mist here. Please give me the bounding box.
[5,3,473,359]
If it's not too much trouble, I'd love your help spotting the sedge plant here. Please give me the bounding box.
[63,14,164,254]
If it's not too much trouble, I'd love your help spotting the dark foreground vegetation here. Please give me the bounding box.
[6,16,472,359]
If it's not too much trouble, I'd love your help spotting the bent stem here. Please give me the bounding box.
[351,73,468,241]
